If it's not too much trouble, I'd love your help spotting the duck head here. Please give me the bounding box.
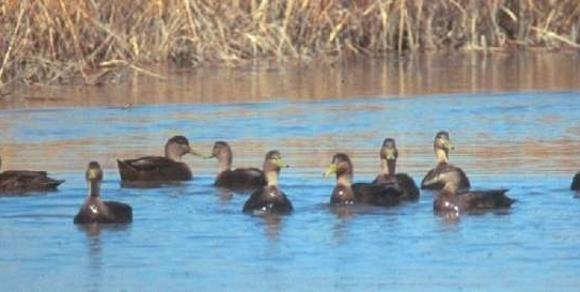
[380,138,398,176]
[434,131,454,163]
[86,161,104,197]
[263,150,289,186]
[324,153,353,186]
[207,141,233,171]
[164,136,201,161]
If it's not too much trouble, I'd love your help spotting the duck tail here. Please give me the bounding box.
[117,159,137,181]
[44,178,65,189]
[496,189,515,207]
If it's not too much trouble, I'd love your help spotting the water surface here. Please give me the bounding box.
[1,90,579,291]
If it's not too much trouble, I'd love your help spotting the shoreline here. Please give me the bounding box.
[1,50,580,110]
[1,0,580,90]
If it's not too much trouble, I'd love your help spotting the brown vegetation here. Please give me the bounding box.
[0,0,579,87]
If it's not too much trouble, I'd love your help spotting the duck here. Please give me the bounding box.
[0,154,64,194]
[117,136,201,183]
[423,167,514,216]
[206,141,266,190]
[372,138,420,201]
[571,171,580,191]
[242,150,293,214]
[324,153,402,207]
[74,161,132,224]
[421,131,470,190]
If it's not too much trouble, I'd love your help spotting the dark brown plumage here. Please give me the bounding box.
[325,153,402,207]
[571,171,580,191]
[421,131,470,190]
[243,150,293,214]
[74,161,132,224]
[424,167,514,215]
[372,138,420,201]
[117,135,199,184]
[0,155,64,195]
[208,141,266,190]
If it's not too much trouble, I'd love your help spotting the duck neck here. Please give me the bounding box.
[336,173,352,187]
[217,151,232,172]
[266,170,279,187]
[88,180,101,198]
[380,158,396,176]
[165,144,182,161]
[435,148,449,164]
[440,183,458,197]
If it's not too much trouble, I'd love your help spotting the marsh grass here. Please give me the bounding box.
[0,0,579,87]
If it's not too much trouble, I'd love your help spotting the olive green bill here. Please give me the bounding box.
[441,138,455,150]
[273,158,290,168]
[87,168,100,180]
[323,163,337,177]
[384,148,396,160]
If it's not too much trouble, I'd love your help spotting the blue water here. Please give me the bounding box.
[1,92,579,291]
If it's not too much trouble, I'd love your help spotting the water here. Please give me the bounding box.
[0,90,579,291]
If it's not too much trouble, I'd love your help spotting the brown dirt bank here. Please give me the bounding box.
[1,0,579,90]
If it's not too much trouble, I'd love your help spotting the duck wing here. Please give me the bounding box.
[117,156,191,181]
[0,170,64,193]
[395,173,420,201]
[243,187,293,214]
[103,201,133,223]
[216,168,266,189]
[457,189,514,210]
[243,188,268,213]
[352,183,402,207]
[421,163,470,190]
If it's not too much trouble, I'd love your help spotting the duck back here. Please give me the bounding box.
[352,183,402,207]
[117,157,192,182]
[0,170,64,194]
[74,200,133,224]
[215,168,266,190]
[421,163,470,190]
[435,189,514,214]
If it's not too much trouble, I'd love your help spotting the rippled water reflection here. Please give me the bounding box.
[1,92,580,289]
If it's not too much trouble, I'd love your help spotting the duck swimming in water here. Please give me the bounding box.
[571,171,580,191]
[243,150,293,214]
[372,138,420,201]
[207,141,266,191]
[117,136,201,183]
[421,131,470,190]
[325,153,402,207]
[0,154,64,194]
[74,161,132,224]
[424,167,514,216]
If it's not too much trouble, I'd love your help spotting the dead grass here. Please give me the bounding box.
[1,0,579,87]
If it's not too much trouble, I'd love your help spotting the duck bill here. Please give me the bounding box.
[202,154,216,160]
[87,169,100,180]
[443,139,455,151]
[274,159,289,168]
[323,164,337,178]
[384,148,396,160]
[189,147,203,157]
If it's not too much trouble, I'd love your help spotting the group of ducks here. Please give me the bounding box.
[2,131,579,225]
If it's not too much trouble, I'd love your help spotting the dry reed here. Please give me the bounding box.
[0,0,579,87]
